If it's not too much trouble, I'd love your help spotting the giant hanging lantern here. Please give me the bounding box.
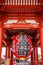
[13,33,33,60]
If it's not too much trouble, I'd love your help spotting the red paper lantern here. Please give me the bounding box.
[13,33,33,60]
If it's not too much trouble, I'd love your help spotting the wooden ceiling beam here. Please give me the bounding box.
[0,5,43,13]
[3,23,40,29]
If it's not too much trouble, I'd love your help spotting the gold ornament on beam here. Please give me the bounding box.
[17,20,26,24]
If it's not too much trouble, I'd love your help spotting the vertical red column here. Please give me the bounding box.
[6,44,10,58]
[40,26,43,65]
[0,23,3,64]
[34,46,38,65]
[10,51,13,65]
[31,51,34,65]
[10,43,13,65]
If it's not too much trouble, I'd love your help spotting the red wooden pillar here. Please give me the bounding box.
[10,51,13,65]
[31,51,34,65]
[6,44,10,58]
[40,26,43,65]
[0,23,3,64]
[10,44,13,65]
[11,51,13,59]
[34,46,38,65]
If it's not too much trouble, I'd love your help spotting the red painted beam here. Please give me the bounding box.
[0,5,43,13]
[3,39,7,46]
[37,40,40,45]
[4,23,40,29]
